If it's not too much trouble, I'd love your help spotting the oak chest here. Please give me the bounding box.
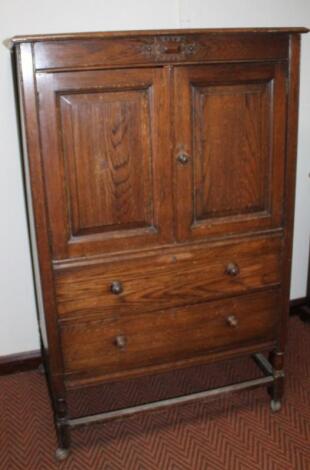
[11,27,308,459]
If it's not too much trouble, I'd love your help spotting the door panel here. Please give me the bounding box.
[36,68,173,259]
[193,82,270,220]
[174,62,287,241]
[60,90,153,236]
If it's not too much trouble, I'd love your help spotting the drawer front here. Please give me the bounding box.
[55,237,282,318]
[61,289,280,380]
[34,33,288,70]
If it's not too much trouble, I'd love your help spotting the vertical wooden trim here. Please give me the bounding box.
[14,43,65,392]
[279,34,301,349]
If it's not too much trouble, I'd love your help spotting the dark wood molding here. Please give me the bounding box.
[10,27,309,47]
[0,350,41,376]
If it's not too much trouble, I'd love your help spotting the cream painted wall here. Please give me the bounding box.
[0,0,309,355]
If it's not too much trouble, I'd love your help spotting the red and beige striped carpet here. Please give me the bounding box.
[0,316,309,469]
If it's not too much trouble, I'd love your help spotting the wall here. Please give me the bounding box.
[0,0,309,355]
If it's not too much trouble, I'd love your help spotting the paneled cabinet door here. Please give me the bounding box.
[174,62,287,241]
[36,68,173,259]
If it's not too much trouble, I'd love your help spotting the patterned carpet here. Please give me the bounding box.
[0,316,309,470]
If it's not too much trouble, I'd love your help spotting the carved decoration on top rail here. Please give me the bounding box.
[140,36,200,61]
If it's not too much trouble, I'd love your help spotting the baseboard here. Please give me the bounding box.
[299,305,310,322]
[290,296,308,314]
[0,349,41,376]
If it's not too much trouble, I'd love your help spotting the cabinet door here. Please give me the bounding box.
[174,62,287,241]
[36,68,173,259]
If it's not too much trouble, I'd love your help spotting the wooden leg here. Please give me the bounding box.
[38,363,45,375]
[55,398,71,460]
[268,350,284,412]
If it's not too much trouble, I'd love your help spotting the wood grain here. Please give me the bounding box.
[60,89,153,235]
[193,82,270,220]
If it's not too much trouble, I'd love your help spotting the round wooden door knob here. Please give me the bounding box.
[110,281,123,295]
[225,262,240,276]
[115,335,127,349]
[226,315,239,328]
[177,153,190,165]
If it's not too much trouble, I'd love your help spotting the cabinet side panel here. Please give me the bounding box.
[280,34,301,349]
[14,43,64,379]
[12,46,47,351]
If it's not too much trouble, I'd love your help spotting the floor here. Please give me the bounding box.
[0,316,309,469]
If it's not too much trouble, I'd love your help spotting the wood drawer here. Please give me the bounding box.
[55,237,282,318]
[61,289,280,382]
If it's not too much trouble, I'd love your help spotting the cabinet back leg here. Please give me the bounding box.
[55,419,70,460]
[54,397,71,459]
[268,350,285,412]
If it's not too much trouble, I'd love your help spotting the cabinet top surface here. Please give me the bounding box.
[11,27,309,46]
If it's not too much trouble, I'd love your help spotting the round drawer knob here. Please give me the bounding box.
[115,335,127,349]
[226,315,239,328]
[110,281,123,295]
[225,262,240,276]
[177,153,190,165]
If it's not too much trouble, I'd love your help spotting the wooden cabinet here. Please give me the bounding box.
[11,27,308,459]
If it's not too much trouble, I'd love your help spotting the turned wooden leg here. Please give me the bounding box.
[268,350,284,412]
[55,398,71,460]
